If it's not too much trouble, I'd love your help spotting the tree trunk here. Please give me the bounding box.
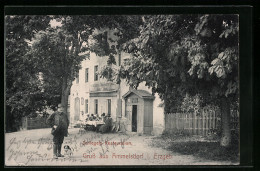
[61,88,69,115]
[116,48,122,120]
[220,97,231,147]
[61,76,72,117]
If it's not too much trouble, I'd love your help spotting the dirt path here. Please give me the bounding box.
[5,128,232,166]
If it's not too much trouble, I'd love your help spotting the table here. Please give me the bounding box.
[85,120,105,131]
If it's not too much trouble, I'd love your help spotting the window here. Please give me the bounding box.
[76,72,79,84]
[94,65,98,81]
[94,99,98,114]
[85,99,88,113]
[107,99,111,115]
[81,97,84,105]
[85,68,89,83]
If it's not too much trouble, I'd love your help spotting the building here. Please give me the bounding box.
[69,48,164,135]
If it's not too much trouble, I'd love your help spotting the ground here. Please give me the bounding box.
[5,128,237,166]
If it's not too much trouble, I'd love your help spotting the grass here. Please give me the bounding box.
[149,133,239,163]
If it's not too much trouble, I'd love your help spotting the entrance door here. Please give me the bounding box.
[74,98,80,121]
[107,99,111,115]
[132,105,137,132]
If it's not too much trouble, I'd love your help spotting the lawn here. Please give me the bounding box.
[149,132,239,163]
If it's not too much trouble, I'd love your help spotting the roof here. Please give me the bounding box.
[122,89,155,100]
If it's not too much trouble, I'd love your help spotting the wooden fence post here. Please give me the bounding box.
[189,113,192,135]
[163,109,226,137]
[206,111,208,136]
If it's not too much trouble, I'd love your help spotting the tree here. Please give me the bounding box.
[26,15,142,121]
[11,15,238,147]
[5,15,51,132]
[28,26,89,115]
[103,15,238,147]
[6,15,104,131]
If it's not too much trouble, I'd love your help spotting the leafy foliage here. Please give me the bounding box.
[6,14,239,146]
[5,16,51,132]
[181,94,202,115]
[99,64,119,82]
[28,23,92,113]
[105,14,239,147]
[107,15,239,112]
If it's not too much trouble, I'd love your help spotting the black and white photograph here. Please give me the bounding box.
[5,11,242,166]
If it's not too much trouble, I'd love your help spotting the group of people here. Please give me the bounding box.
[84,113,111,122]
[84,113,113,133]
[85,113,102,121]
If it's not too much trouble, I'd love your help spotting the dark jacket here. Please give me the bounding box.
[46,112,69,136]
[99,117,112,133]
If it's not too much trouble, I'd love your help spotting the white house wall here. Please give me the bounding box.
[69,51,164,135]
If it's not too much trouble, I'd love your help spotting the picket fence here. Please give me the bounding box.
[165,109,239,136]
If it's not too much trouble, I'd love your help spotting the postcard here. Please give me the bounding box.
[5,6,251,167]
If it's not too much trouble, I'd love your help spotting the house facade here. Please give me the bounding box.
[69,51,165,135]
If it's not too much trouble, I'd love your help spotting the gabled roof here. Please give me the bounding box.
[122,89,155,100]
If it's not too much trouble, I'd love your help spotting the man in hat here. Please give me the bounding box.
[47,104,69,159]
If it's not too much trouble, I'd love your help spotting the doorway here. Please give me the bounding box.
[132,105,137,132]
[107,99,111,115]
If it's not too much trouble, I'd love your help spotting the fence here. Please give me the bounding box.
[21,116,50,130]
[165,108,239,136]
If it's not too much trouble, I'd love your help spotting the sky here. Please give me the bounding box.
[50,19,62,28]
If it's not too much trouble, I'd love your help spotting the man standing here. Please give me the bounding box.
[47,104,69,159]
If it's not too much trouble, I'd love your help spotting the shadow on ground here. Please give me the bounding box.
[150,134,239,163]
[168,141,239,162]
